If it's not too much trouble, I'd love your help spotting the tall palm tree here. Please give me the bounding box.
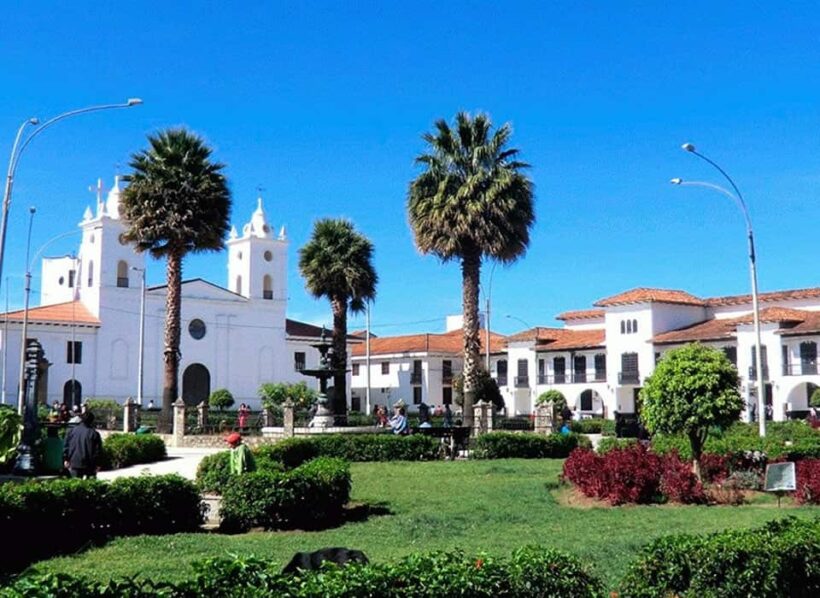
[299,219,377,417]
[408,112,534,426]
[120,128,231,423]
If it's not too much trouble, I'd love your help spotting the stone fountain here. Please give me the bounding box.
[299,328,344,428]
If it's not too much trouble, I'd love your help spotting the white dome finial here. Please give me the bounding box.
[105,175,122,219]
[248,196,271,239]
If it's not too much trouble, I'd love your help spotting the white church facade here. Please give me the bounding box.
[0,178,331,409]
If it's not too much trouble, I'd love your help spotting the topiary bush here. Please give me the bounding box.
[255,437,321,469]
[618,517,820,597]
[209,388,235,411]
[4,546,603,597]
[570,418,605,434]
[100,433,166,469]
[219,457,350,532]
[0,474,203,573]
[471,432,590,459]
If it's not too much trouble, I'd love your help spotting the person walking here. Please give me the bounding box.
[63,411,102,478]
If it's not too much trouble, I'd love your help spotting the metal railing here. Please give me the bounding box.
[514,375,529,388]
[782,362,819,376]
[496,375,508,386]
[618,371,641,384]
[536,372,607,385]
[748,366,770,381]
[410,371,423,384]
[441,372,453,384]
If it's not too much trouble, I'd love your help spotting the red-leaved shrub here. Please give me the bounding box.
[699,453,730,483]
[796,459,820,504]
[563,445,704,505]
[660,452,705,504]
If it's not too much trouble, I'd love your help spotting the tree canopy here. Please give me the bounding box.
[640,343,743,478]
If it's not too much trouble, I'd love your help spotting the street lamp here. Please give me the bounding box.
[482,261,498,370]
[0,99,143,295]
[132,266,146,407]
[505,314,532,329]
[16,207,36,415]
[672,142,766,437]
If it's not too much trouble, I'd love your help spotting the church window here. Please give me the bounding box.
[68,270,75,288]
[87,261,94,287]
[263,275,273,300]
[66,341,83,364]
[116,261,129,288]
[263,250,272,262]
[58,276,65,286]
[235,275,242,295]
[238,251,243,261]
[189,319,207,340]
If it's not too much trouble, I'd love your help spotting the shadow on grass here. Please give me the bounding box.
[217,501,395,534]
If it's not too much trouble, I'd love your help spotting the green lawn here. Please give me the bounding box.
[28,460,820,589]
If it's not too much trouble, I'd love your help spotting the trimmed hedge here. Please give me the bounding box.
[1,546,603,597]
[471,432,590,459]
[618,517,820,597]
[197,434,440,493]
[101,433,167,469]
[0,474,204,573]
[219,457,351,532]
[570,418,606,434]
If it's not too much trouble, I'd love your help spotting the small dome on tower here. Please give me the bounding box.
[248,197,272,239]
[105,176,122,219]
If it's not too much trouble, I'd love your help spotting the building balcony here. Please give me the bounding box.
[514,376,529,388]
[410,371,422,385]
[537,372,607,385]
[782,363,818,376]
[496,375,508,386]
[748,366,770,381]
[441,372,453,384]
[618,371,640,384]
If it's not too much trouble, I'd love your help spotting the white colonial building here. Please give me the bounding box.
[349,316,505,413]
[0,178,332,409]
[497,287,820,421]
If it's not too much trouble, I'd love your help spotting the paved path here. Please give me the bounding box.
[98,447,222,481]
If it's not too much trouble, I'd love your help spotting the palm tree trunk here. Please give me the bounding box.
[461,252,481,428]
[331,296,348,420]
[162,250,183,425]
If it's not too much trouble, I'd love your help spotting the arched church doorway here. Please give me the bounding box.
[182,363,210,406]
[63,379,82,408]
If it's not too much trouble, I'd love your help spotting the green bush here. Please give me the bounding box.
[85,398,123,413]
[4,546,603,597]
[619,517,820,597]
[471,432,591,459]
[219,457,351,532]
[570,418,606,434]
[209,388,235,411]
[597,436,637,454]
[100,433,166,469]
[0,474,203,573]
[0,405,21,467]
[600,418,616,436]
[255,437,320,469]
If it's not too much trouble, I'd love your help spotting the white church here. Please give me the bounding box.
[0,177,332,409]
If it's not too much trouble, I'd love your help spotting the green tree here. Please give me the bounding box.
[209,389,235,412]
[640,343,743,480]
[453,369,505,411]
[0,405,21,465]
[408,112,535,426]
[298,219,377,417]
[810,387,820,409]
[259,382,318,411]
[121,128,231,422]
[536,390,567,420]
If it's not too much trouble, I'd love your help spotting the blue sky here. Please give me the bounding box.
[1,1,819,335]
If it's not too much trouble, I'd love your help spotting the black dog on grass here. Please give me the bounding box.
[282,547,369,574]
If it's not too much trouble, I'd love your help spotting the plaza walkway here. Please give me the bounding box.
[97,447,221,481]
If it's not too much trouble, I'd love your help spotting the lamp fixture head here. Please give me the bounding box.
[28,118,39,125]
[126,98,143,106]
[681,143,695,152]
[670,178,683,185]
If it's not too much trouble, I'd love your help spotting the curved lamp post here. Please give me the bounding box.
[0,99,143,294]
[505,314,532,329]
[672,142,766,437]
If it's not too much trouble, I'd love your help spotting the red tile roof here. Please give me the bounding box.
[349,329,506,357]
[0,301,99,326]
[594,288,706,307]
[555,308,605,321]
[507,327,605,351]
[652,308,817,344]
[706,287,820,307]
